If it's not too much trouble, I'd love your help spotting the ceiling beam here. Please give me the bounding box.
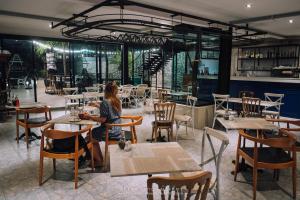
[230,10,300,24]
[0,10,64,22]
[52,0,124,28]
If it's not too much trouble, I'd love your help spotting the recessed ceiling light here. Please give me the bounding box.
[48,23,52,28]
[289,19,294,24]
[246,3,252,8]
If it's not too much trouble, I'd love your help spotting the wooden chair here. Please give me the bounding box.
[262,93,284,119]
[174,96,197,140]
[152,102,176,142]
[147,171,212,200]
[121,87,133,107]
[266,118,300,152]
[157,89,169,102]
[239,90,255,98]
[234,129,297,200]
[39,124,94,189]
[103,115,143,169]
[241,97,261,117]
[212,93,229,128]
[171,127,229,200]
[16,106,52,148]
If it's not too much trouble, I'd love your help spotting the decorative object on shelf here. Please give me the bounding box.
[237,45,300,73]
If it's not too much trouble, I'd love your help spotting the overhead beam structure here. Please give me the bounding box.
[230,10,300,24]
[53,0,271,36]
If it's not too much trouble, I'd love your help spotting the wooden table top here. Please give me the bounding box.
[228,97,283,107]
[217,117,278,130]
[49,114,98,125]
[64,93,104,100]
[110,142,201,177]
[7,102,47,109]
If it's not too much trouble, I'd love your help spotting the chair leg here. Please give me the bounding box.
[74,156,79,189]
[104,143,109,171]
[170,126,174,141]
[16,124,19,144]
[39,154,44,186]
[292,165,296,199]
[185,123,188,136]
[175,122,179,141]
[52,159,56,172]
[234,153,240,181]
[91,143,95,171]
[212,116,216,128]
[192,121,195,137]
[253,166,258,200]
[25,128,29,149]
[151,126,155,143]
[154,127,158,142]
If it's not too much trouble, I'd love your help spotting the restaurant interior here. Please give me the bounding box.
[0,0,300,199]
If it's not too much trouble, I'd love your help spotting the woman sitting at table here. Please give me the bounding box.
[81,82,122,167]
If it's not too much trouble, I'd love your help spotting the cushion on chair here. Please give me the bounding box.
[174,114,191,122]
[152,120,173,127]
[18,117,48,124]
[44,146,85,154]
[240,147,292,163]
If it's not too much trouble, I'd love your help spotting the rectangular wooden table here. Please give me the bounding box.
[110,142,201,177]
[217,117,279,132]
[228,97,283,107]
[49,114,98,125]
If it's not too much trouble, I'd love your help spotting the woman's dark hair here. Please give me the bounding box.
[104,82,121,113]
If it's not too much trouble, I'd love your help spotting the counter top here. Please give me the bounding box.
[198,75,218,79]
[231,76,300,83]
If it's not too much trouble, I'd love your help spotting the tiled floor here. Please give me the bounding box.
[0,106,299,200]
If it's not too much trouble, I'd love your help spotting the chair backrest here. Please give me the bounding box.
[83,92,99,102]
[136,87,147,97]
[121,87,132,97]
[16,106,52,121]
[212,93,229,113]
[186,96,197,117]
[239,128,296,149]
[85,86,98,92]
[242,97,261,117]
[105,115,143,143]
[154,102,176,123]
[201,127,229,200]
[147,171,212,200]
[41,123,92,140]
[239,91,255,98]
[40,124,92,154]
[137,84,148,88]
[158,89,168,102]
[264,92,284,112]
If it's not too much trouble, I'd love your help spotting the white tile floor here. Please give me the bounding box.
[0,106,299,200]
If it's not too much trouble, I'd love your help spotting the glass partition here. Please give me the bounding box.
[3,39,34,103]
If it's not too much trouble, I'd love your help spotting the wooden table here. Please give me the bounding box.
[110,142,201,177]
[14,102,48,141]
[6,102,47,109]
[217,117,278,132]
[228,97,283,107]
[49,114,98,125]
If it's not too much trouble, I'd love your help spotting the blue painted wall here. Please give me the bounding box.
[230,80,300,118]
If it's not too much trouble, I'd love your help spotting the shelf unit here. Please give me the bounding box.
[237,44,300,71]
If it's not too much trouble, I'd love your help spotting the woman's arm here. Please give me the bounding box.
[81,113,107,123]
